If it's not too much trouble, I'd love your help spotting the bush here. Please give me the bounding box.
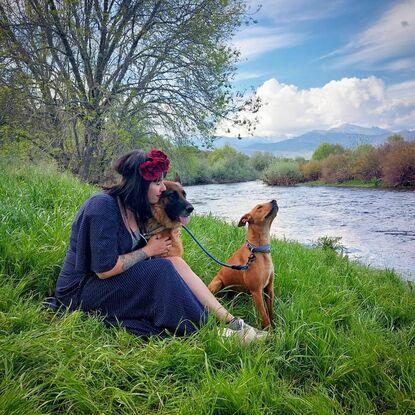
[321,154,353,183]
[387,134,404,144]
[207,145,257,182]
[170,146,210,185]
[312,143,346,161]
[352,147,382,181]
[300,160,322,181]
[262,160,304,185]
[249,151,275,172]
[381,141,415,186]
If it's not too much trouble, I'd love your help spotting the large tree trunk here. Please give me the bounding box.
[79,116,102,182]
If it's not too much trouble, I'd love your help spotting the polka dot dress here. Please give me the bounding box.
[50,192,207,337]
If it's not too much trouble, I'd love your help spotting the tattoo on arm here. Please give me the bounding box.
[119,249,149,272]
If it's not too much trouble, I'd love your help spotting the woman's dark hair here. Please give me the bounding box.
[102,150,152,228]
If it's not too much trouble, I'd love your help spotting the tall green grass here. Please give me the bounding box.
[1,159,414,414]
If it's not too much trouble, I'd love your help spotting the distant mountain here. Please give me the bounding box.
[213,124,415,159]
[327,124,390,136]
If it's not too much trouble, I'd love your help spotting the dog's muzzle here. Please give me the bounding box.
[265,200,278,218]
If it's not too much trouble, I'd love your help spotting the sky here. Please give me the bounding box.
[218,0,415,139]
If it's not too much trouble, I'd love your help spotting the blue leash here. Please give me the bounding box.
[182,225,259,271]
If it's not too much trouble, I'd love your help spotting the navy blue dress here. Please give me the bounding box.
[51,192,207,337]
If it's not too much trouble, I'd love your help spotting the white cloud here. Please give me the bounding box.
[382,57,415,72]
[233,71,267,81]
[325,0,415,71]
[231,26,302,60]
[232,0,344,62]
[246,0,345,23]
[217,76,415,138]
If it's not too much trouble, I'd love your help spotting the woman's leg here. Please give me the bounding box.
[166,256,234,323]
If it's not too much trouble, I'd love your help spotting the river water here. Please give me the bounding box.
[185,181,415,282]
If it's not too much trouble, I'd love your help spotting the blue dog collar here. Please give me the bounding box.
[246,241,271,254]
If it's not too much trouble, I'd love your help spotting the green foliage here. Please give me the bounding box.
[169,146,210,185]
[0,1,254,182]
[249,151,275,172]
[387,134,404,143]
[206,145,257,182]
[1,161,415,413]
[312,143,346,161]
[262,159,304,185]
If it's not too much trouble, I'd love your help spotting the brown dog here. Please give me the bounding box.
[208,200,278,328]
[146,180,194,257]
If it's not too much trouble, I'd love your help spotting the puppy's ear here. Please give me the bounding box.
[173,173,182,184]
[238,214,252,227]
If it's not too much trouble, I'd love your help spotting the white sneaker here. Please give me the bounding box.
[218,318,268,345]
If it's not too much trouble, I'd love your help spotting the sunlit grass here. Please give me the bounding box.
[1,159,414,414]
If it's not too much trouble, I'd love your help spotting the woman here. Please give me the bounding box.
[50,149,267,341]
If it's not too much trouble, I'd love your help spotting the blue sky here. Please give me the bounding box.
[220,0,415,138]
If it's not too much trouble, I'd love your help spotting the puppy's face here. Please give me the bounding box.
[156,180,194,226]
[238,200,278,228]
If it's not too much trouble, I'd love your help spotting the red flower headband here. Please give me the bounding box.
[139,149,170,181]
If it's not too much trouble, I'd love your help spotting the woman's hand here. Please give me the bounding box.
[142,234,172,257]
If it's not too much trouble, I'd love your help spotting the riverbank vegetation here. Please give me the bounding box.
[263,136,415,189]
[1,161,415,414]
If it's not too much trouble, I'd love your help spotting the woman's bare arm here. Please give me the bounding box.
[96,235,172,279]
[96,249,149,279]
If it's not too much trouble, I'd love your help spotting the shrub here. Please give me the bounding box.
[300,160,322,181]
[387,134,404,144]
[170,146,210,185]
[314,236,345,254]
[262,160,304,185]
[207,145,257,182]
[321,154,353,183]
[352,147,382,181]
[312,143,346,161]
[249,151,275,172]
[381,141,415,186]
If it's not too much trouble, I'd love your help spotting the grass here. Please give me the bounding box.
[1,159,415,414]
[301,178,415,190]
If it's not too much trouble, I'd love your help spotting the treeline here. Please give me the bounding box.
[262,135,415,188]
[171,135,415,188]
[170,145,261,185]
[2,127,413,187]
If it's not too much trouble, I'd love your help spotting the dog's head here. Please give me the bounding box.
[238,200,278,228]
[151,180,194,228]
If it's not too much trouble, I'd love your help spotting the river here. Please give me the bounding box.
[185,181,415,282]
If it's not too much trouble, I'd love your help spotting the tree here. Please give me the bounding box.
[387,134,404,144]
[249,151,275,172]
[0,0,256,182]
[312,143,346,161]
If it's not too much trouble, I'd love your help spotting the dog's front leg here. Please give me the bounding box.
[264,273,275,326]
[251,290,271,329]
[208,275,224,294]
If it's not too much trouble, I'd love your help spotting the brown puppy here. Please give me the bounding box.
[208,200,278,328]
[146,180,194,257]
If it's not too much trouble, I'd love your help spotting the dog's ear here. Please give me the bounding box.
[238,213,252,227]
[173,173,182,184]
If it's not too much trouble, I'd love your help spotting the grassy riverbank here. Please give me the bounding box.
[1,161,415,414]
[301,179,383,189]
[301,179,415,190]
